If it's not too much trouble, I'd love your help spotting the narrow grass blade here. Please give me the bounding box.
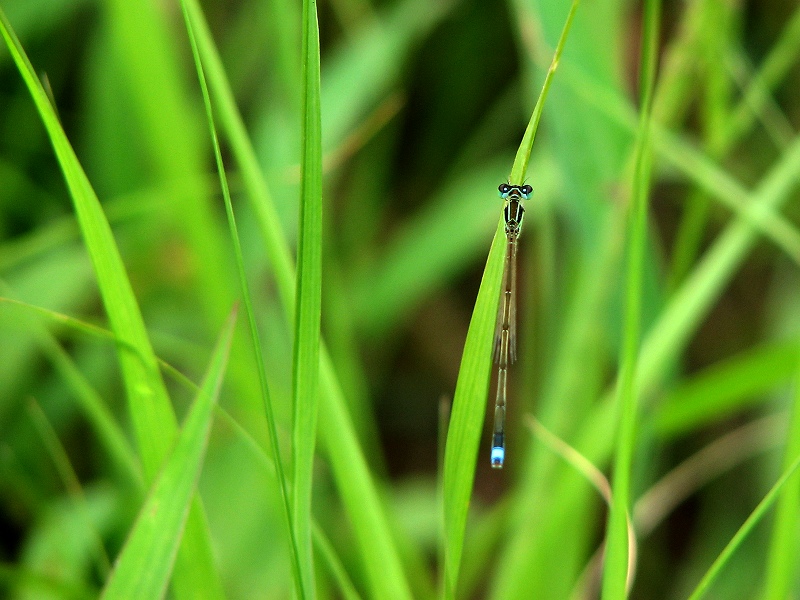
[0,2,171,486]
[601,0,660,597]
[183,3,413,596]
[560,64,800,264]
[178,1,305,596]
[182,0,295,311]
[508,0,580,183]
[442,223,506,599]
[292,0,324,595]
[101,309,236,600]
[687,451,800,600]
[0,10,225,599]
[318,348,413,599]
[761,348,800,598]
[442,2,581,597]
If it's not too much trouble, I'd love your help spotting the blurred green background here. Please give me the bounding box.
[3,0,800,598]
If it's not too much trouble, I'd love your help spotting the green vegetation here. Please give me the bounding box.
[2,0,800,598]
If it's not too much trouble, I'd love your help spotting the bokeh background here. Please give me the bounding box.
[3,0,800,598]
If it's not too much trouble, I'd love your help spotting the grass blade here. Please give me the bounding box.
[101,309,236,599]
[687,451,800,600]
[509,0,580,184]
[442,2,580,597]
[0,9,225,599]
[182,3,413,596]
[561,62,800,265]
[182,0,295,311]
[292,0,324,595]
[601,0,660,596]
[318,349,414,599]
[442,223,506,599]
[761,349,800,598]
[178,1,306,596]
[0,2,169,487]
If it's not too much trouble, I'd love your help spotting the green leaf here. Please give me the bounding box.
[442,2,581,597]
[442,222,506,599]
[101,309,236,600]
[181,3,413,597]
[762,355,800,596]
[0,8,225,599]
[292,0,324,596]
[178,1,305,595]
[601,0,660,596]
[318,349,414,599]
[509,0,581,184]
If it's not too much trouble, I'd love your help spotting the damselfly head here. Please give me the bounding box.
[498,183,533,200]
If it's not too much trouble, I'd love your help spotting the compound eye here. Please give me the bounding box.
[498,183,510,194]
[522,185,533,195]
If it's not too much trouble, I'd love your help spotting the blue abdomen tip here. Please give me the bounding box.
[491,447,505,469]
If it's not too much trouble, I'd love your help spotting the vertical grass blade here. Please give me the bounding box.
[509,0,581,184]
[181,0,296,311]
[761,352,800,598]
[178,2,305,596]
[441,2,580,597]
[181,3,412,597]
[293,0,324,595]
[101,309,236,600]
[0,1,170,492]
[318,349,414,599]
[601,0,660,597]
[0,9,225,599]
[442,223,506,599]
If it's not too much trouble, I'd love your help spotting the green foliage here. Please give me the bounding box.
[102,310,236,599]
[602,0,660,596]
[3,0,800,598]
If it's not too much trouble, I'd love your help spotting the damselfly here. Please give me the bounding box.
[490,183,532,469]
